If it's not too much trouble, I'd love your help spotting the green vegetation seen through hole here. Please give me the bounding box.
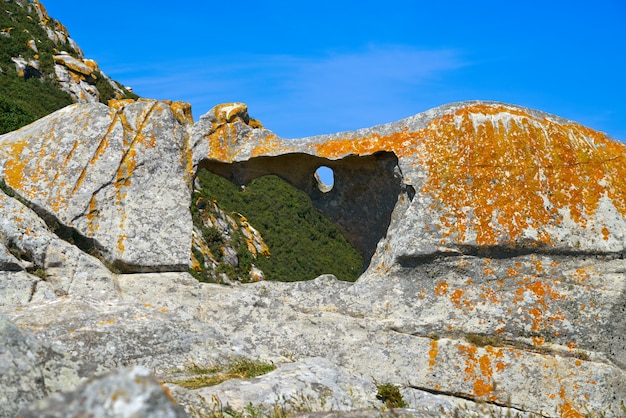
[193,169,363,282]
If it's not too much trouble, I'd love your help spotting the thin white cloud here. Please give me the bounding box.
[105,46,468,137]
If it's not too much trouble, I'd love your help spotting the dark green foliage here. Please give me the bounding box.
[203,225,224,262]
[194,169,363,282]
[0,1,137,133]
[93,71,138,104]
[0,75,73,134]
[0,94,35,133]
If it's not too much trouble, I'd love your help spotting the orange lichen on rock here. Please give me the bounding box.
[416,105,626,246]
[513,279,566,332]
[3,139,28,190]
[170,101,194,125]
[450,289,464,308]
[428,340,438,368]
[457,343,502,401]
[434,281,449,296]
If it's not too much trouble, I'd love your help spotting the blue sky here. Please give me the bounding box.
[43,1,625,141]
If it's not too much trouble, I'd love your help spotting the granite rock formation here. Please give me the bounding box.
[0,99,625,417]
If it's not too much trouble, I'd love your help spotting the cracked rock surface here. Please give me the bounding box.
[0,100,625,417]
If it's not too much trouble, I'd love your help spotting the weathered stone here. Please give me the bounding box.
[53,63,100,103]
[18,366,187,418]
[0,187,118,300]
[0,313,90,418]
[1,99,626,417]
[0,99,194,272]
[168,357,378,414]
[0,242,23,271]
[192,101,626,270]
[0,314,48,417]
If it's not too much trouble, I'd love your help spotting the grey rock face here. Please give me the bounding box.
[0,188,117,301]
[0,313,88,418]
[0,314,48,417]
[0,100,194,272]
[18,366,187,418]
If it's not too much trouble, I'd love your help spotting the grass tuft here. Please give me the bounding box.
[164,358,276,390]
[375,382,406,409]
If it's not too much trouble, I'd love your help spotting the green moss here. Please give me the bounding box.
[466,333,505,348]
[375,383,406,409]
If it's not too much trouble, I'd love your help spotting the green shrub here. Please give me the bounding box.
[0,74,74,134]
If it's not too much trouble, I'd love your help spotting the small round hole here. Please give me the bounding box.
[315,166,334,192]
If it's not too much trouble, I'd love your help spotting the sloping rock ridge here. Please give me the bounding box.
[1,0,134,104]
[0,99,625,417]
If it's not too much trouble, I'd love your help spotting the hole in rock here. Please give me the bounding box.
[191,169,363,283]
[196,151,407,281]
[315,166,334,192]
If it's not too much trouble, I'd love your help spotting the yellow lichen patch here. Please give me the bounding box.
[3,139,29,189]
[513,279,566,332]
[212,103,248,124]
[450,289,464,308]
[117,233,127,253]
[559,402,584,418]
[86,195,99,233]
[206,124,239,162]
[108,99,136,111]
[250,134,285,158]
[434,281,449,296]
[428,340,439,368]
[313,129,415,160]
[457,343,500,401]
[170,101,193,125]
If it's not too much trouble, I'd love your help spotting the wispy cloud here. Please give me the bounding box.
[107,45,468,138]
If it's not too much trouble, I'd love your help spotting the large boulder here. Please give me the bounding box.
[0,99,194,272]
[191,101,626,267]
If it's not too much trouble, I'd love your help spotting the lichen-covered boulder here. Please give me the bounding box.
[191,101,626,267]
[187,101,626,416]
[0,99,194,272]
